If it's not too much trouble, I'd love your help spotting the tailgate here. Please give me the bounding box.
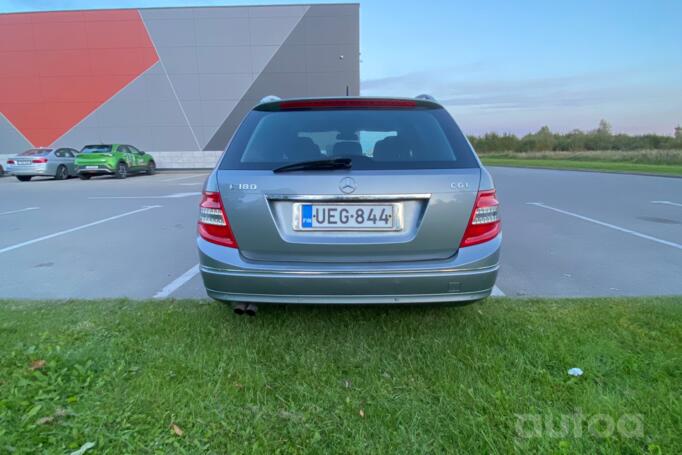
[218,169,480,263]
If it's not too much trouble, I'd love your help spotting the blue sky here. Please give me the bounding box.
[3,0,681,135]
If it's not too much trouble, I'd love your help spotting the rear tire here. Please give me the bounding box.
[114,162,128,179]
[16,175,31,182]
[55,165,68,180]
[78,174,91,180]
[146,161,156,175]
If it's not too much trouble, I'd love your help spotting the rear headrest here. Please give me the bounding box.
[287,137,322,162]
[332,141,363,157]
[373,136,411,161]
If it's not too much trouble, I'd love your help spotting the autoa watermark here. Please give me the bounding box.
[515,410,643,439]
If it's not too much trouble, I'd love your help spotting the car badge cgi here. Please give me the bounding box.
[339,177,357,194]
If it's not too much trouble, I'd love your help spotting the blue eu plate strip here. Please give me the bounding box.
[301,204,313,228]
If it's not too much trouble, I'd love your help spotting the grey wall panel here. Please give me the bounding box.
[273,15,307,46]
[252,45,293,73]
[196,46,252,74]
[94,101,146,128]
[250,16,305,45]
[205,5,360,151]
[197,126,222,148]
[249,6,309,17]
[141,5,310,151]
[201,100,239,127]
[194,18,251,46]
[304,14,358,45]
[52,62,199,151]
[252,72,309,97]
[147,126,199,150]
[163,74,201,101]
[304,44,357,73]
[198,74,254,100]
[142,100,190,126]
[306,4,358,16]
[41,4,358,156]
[154,46,199,75]
[53,126,100,148]
[139,8,194,20]
[142,73,178,101]
[0,113,31,154]
[179,100,202,131]
[191,6,251,19]
[142,18,195,47]
[95,126,151,148]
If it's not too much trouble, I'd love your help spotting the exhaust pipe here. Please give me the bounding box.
[245,304,258,317]
[232,302,246,315]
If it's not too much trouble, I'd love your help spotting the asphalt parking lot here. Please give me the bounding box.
[1,167,681,300]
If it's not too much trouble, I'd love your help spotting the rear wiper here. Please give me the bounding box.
[273,158,352,173]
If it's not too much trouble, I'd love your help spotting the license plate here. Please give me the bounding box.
[17,160,30,165]
[85,166,98,170]
[294,203,400,231]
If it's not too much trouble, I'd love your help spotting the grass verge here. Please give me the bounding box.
[479,150,682,176]
[1,298,680,453]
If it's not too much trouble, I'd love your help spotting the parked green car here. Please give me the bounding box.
[75,144,156,179]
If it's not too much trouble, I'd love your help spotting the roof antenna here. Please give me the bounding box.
[346,85,349,96]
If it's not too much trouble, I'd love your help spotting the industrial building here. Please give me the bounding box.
[0,3,359,168]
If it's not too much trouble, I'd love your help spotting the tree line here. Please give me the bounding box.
[468,120,682,153]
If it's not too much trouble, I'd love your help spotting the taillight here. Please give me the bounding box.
[32,157,48,164]
[198,191,237,248]
[7,159,15,164]
[460,189,500,247]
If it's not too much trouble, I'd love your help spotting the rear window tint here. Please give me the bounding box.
[81,145,112,154]
[220,108,478,170]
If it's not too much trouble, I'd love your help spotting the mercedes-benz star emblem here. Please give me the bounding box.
[339,177,357,194]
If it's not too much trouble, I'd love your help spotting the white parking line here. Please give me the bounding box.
[88,191,201,199]
[88,192,201,200]
[160,174,207,183]
[491,285,505,296]
[0,207,40,216]
[154,264,200,298]
[528,202,682,251]
[652,200,682,208]
[0,206,162,255]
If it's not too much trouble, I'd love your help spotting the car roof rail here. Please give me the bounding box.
[259,95,281,104]
[414,94,436,101]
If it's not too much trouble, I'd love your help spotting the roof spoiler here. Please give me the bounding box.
[256,97,441,111]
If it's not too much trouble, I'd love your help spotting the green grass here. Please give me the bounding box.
[1,298,680,453]
[481,157,682,176]
[480,150,682,176]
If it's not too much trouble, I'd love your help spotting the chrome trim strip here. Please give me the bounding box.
[205,289,493,304]
[201,263,499,277]
[267,193,431,201]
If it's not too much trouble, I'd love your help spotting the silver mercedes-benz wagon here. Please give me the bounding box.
[197,96,500,312]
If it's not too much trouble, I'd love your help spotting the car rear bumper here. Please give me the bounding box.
[198,234,501,304]
[76,165,114,175]
[6,165,51,176]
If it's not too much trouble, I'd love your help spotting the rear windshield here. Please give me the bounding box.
[220,107,478,170]
[19,149,51,156]
[81,145,112,154]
